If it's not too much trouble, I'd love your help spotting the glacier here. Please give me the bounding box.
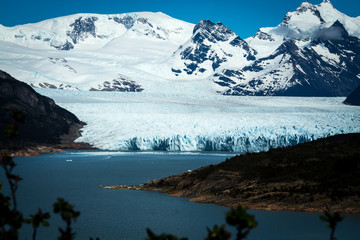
[36,89,360,153]
[1,1,359,153]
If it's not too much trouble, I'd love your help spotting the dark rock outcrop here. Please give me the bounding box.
[174,20,256,76]
[89,75,144,92]
[0,70,85,149]
[344,85,360,106]
[67,17,98,44]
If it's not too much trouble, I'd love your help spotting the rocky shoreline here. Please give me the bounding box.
[101,133,360,215]
[1,120,95,157]
[100,183,360,214]
[1,141,95,157]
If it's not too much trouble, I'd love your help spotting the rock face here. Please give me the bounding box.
[344,85,360,106]
[170,20,256,77]
[109,133,360,214]
[0,70,84,148]
[89,74,143,92]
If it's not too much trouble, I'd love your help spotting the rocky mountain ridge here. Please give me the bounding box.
[173,0,360,96]
[0,70,90,150]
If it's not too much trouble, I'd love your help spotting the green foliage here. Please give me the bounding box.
[0,180,23,240]
[25,209,51,240]
[0,111,26,239]
[0,152,24,240]
[53,198,80,240]
[320,211,343,240]
[3,111,24,140]
[205,225,231,240]
[0,110,84,240]
[146,206,257,240]
[226,206,258,240]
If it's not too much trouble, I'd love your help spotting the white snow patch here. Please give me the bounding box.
[296,64,306,75]
[312,44,340,64]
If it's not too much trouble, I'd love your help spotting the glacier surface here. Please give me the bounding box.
[36,89,360,153]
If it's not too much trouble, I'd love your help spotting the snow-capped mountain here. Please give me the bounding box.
[174,0,360,96]
[168,20,256,78]
[0,12,195,91]
[0,0,359,96]
[233,20,360,96]
[0,12,193,50]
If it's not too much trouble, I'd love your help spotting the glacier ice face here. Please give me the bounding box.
[36,89,360,153]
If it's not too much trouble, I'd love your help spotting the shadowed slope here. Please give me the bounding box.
[0,70,88,150]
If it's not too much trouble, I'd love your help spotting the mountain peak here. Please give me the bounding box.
[282,1,325,26]
[275,0,360,40]
[300,0,313,7]
[193,20,232,35]
[192,20,235,43]
[319,0,334,8]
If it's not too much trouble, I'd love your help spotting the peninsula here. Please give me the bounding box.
[102,133,360,214]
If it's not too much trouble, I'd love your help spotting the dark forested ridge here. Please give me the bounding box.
[0,70,90,152]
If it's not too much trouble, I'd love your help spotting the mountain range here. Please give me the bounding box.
[0,0,359,96]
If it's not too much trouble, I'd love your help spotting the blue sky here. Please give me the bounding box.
[0,0,359,38]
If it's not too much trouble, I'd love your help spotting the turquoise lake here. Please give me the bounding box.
[5,152,360,239]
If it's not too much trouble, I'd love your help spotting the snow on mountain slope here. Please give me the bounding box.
[0,12,195,92]
[36,89,360,152]
[0,12,193,50]
[146,0,360,96]
[247,0,360,54]
[212,0,360,96]
[1,1,359,96]
[166,20,256,79]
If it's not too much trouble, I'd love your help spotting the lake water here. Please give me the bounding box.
[4,152,360,240]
